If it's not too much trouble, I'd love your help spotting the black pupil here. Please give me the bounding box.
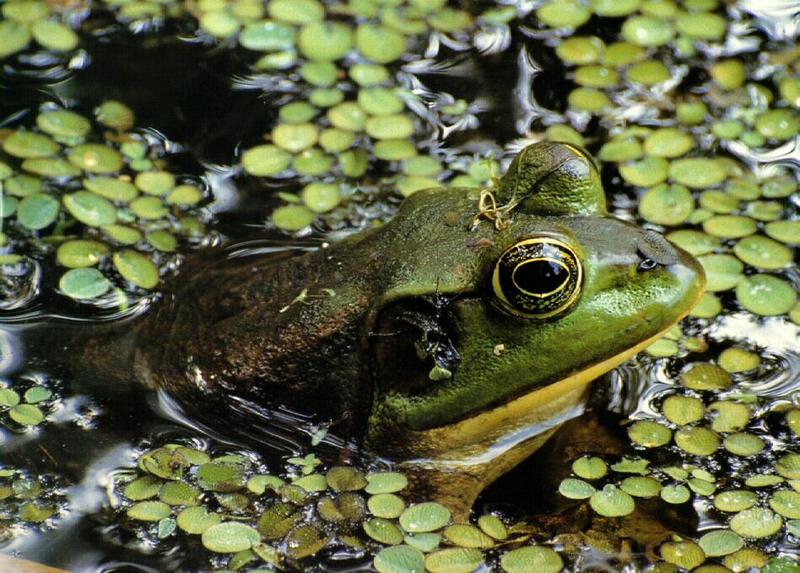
[513,259,567,295]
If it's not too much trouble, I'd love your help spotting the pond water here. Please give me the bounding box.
[1,0,799,572]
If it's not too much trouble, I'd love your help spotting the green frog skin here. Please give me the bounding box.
[88,142,705,511]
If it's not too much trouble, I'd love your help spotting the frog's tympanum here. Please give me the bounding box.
[93,142,705,511]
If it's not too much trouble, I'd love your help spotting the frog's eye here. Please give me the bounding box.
[490,237,583,320]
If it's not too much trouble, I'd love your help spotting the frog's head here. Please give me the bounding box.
[363,142,704,498]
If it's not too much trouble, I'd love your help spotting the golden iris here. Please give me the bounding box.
[491,236,583,319]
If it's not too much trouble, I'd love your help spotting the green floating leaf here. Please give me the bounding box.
[17,193,60,230]
[364,517,404,545]
[366,471,408,494]
[368,493,406,519]
[157,517,176,539]
[257,503,300,540]
[2,130,59,159]
[285,524,330,559]
[272,204,315,232]
[736,274,797,316]
[196,462,245,492]
[729,508,783,538]
[31,20,79,51]
[571,456,607,480]
[399,502,451,533]
[326,466,367,492]
[124,475,163,501]
[628,420,672,448]
[0,388,21,407]
[127,500,171,522]
[176,506,221,534]
[374,545,425,573]
[698,529,744,557]
[37,110,90,138]
[620,476,661,498]
[424,547,484,573]
[500,546,563,573]
[95,100,135,131]
[659,539,705,569]
[0,20,32,58]
[9,404,45,425]
[714,490,758,512]
[769,490,800,519]
[59,268,111,300]
[159,481,200,506]
[293,473,328,492]
[477,514,508,541]
[776,454,800,480]
[558,477,596,500]
[113,249,159,289]
[442,524,494,549]
[67,144,124,174]
[63,191,117,227]
[19,502,55,523]
[589,484,635,517]
[201,522,260,553]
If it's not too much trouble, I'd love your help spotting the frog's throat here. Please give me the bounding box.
[401,317,690,469]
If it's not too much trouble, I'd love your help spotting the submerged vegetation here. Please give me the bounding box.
[1,0,799,571]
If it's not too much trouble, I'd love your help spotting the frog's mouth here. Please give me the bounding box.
[401,321,681,467]
[367,301,689,466]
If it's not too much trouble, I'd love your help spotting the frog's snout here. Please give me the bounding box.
[664,240,707,314]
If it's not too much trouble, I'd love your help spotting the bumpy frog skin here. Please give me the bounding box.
[89,142,705,511]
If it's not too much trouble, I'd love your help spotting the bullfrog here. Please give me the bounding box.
[83,141,705,511]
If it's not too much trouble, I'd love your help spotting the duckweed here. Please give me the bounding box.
[620,476,661,498]
[638,184,694,226]
[589,484,635,517]
[674,426,720,456]
[558,478,596,499]
[730,508,783,538]
[718,348,760,373]
[680,363,731,391]
[374,545,425,573]
[399,502,450,533]
[723,433,765,457]
[59,268,111,299]
[769,490,800,519]
[698,530,743,557]
[737,274,796,316]
[477,515,507,540]
[572,456,608,480]
[425,547,483,573]
[368,494,406,519]
[201,522,260,553]
[660,539,705,569]
[500,546,563,573]
[365,472,408,495]
[662,395,705,425]
[714,490,758,512]
[620,157,669,187]
[443,524,494,549]
[628,420,672,447]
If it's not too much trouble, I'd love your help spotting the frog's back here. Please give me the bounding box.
[130,242,380,433]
